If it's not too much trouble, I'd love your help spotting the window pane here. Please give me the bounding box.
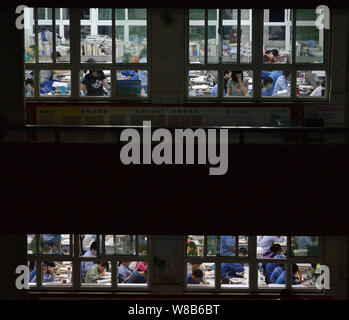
[80,69,111,97]
[187,235,204,256]
[118,261,148,287]
[138,236,148,255]
[263,9,292,64]
[24,8,36,63]
[296,10,324,63]
[98,8,112,20]
[186,262,215,287]
[261,70,291,97]
[220,236,236,256]
[116,10,147,63]
[116,9,125,20]
[81,9,112,63]
[81,8,90,20]
[188,70,218,97]
[39,234,70,254]
[291,236,319,256]
[81,261,111,286]
[38,8,53,63]
[207,236,217,256]
[117,70,148,97]
[128,9,147,20]
[241,9,252,63]
[80,234,102,256]
[28,261,36,287]
[27,234,36,254]
[221,263,249,288]
[258,263,286,288]
[222,9,238,63]
[189,9,205,64]
[38,8,46,20]
[40,70,71,96]
[41,261,72,286]
[238,236,248,256]
[292,263,323,289]
[25,70,35,97]
[57,8,70,63]
[208,10,219,63]
[223,70,253,97]
[257,235,287,258]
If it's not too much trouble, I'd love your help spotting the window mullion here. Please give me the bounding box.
[237,9,241,65]
[70,8,80,100]
[291,9,297,101]
[252,9,263,102]
[204,9,208,66]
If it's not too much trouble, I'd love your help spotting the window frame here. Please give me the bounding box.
[185,9,331,103]
[184,235,325,294]
[25,8,151,102]
[27,234,152,292]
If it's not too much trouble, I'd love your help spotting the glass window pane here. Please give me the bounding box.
[187,235,204,256]
[117,70,148,97]
[55,8,61,20]
[189,9,205,64]
[25,70,35,97]
[138,236,148,255]
[27,234,36,254]
[296,10,324,63]
[220,236,236,256]
[40,70,71,96]
[222,9,238,63]
[39,234,70,254]
[257,235,287,258]
[38,8,46,20]
[80,69,110,97]
[261,70,291,97]
[188,70,218,97]
[186,262,215,287]
[81,8,90,20]
[297,70,326,97]
[116,9,125,20]
[38,8,53,63]
[57,8,70,63]
[241,10,252,63]
[80,234,102,256]
[207,236,217,256]
[41,261,72,286]
[28,261,36,287]
[98,8,112,20]
[291,236,319,256]
[24,7,36,63]
[116,10,147,63]
[118,261,148,286]
[223,70,253,97]
[116,235,135,255]
[81,261,111,286]
[292,263,323,289]
[258,263,286,288]
[221,263,249,288]
[81,10,112,63]
[208,10,219,63]
[263,9,292,64]
[238,236,248,256]
[128,9,146,20]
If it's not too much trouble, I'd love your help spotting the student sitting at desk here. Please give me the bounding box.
[81,61,110,96]
[81,241,97,281]
[261,70,283,96]
[272,71,291,96]
[220,236,235,256]
[275,264,302,285]
[118,261,133,283]
[264,245,284,284]
[226,71,249,97]
[127,270,147,284]
[221,248,247,284]
[310,80,325,97]
[30,262,56,283]
[25,45,36,63]
[85,261,109,284]
[187,268,204,284]
[264,49,280,64]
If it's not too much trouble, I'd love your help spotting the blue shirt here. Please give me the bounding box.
[31,270,56,283]
[81,249,97,281]
[220,236,235,256]
[262,71,283,96]
[221,263,245,280]
[275,271,300,285]
[42,234,58,246]
[118,264,132,283]
[187,274,201,284]
[294,236,317,249]
[120,70,136,78]
[258,236,285,255]
[128,271,147,283]
[273,76,289,95]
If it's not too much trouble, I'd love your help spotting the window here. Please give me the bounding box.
[187,9,330,101]
[27,234,150,290]
[185,235,324,292]
[24,8,149,100]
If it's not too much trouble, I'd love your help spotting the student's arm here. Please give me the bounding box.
[81,84,87,95]
[103,79,110,90]
[237,74,248,95]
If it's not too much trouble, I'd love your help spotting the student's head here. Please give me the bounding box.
[224,70,232,78]
[42,245,51,254]
[27,45,36,55]
[51,242,58,252]
[191,268,203,281]
[191,263,201,270]
[263,76,273,90]
[97,261,109,273]
[283,71,291,78]
[51,51,61,63]
[231,71,243,82]
[269,243,282,254]
[90,241,97,254]
[42,261,54,274]
[266,49,279,59]
[238,247,248,256]
[292,264,299,275]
